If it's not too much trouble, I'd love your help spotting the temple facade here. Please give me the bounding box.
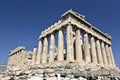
[34,10,115,68]
[8,10,116,69]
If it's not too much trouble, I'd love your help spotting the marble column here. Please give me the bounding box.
[90,37,98,64]
[22,50,25,66]
[42,37,48,64]
[7,56,10,66]
[101,42,108,66]
[12,53,15,66]
[66,24,74,62]
[49,33,55,63]
[75,29,82,62]
[96,40,103,65]
[57,29,64,61]
[105,45,112,66]
[15,53,18,66]
[10,55,13,66]
[32,48,37,65]
[14,53,17,66]
[21,51,26,66]
[108,46,115,67]
[20,50,24,66]
[84,33,91,63]
[13,53,15,66]
[36,40,42,64]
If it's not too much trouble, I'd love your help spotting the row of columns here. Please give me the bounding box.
[34,24,115,67]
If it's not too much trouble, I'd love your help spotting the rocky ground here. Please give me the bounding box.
[0,62,120,80]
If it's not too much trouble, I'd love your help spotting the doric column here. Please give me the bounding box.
[13,53,15,66]
[75,29,82,62]
[13,55,15,66]
[14,53,17,66]
[15,53,18,66]
[84,33,91,63]
[21,51,26,66]
[19,51,21,66]
[11,55,13,65]
[66,24,74,62]
[108,46,115,67]
[90,37,98,64]
[96,40,103,65]
[32,48,37,65]
[57,29,64,61]
[42,37,48,64]
[20,50,24,66]
[105,45,112,66]
[7,56,10,66]
[101,42,108,66]
[49,33,55,63]
[36,40,42,64]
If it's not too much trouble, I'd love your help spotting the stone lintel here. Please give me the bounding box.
[61,10,112,40]
[38,11,111,45]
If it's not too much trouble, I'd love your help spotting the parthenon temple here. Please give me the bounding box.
[8,10,116,69]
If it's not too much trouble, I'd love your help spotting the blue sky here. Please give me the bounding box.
[0,0,120,66]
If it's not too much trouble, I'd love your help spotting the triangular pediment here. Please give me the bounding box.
[61,9,85,20]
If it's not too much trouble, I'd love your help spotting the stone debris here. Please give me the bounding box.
[0,63,120,80]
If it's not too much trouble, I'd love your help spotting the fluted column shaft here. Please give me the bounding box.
[57,29,64,61]
[96,40,103,65]
[32,48,37,65]
[75,29,82,62]
[66,24,74,62]
[105,45,112,66]
[14,52,17,66]
[36,40,42,64]
[101,42,108,66]
[7,56,11,66]
[109,46,115,67]
[90,37,98,64]
[42,37,48,64]
[84,33,91,63]
[20,50,24,66]
[19,50,24,67]
[21,51,26,66]
[49,34,55,63]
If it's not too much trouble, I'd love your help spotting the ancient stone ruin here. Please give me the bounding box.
[1,10,120,80]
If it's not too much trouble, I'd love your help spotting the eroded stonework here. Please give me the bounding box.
[3,10,120,80]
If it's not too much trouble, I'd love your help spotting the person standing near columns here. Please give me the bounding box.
[84,33,91,63]
[75,29,83,63]
[42,37,48,64]
[32,48,37,65]
[49,33,55,63]
[66,23,74,62]
[57,29,64,62]
[90,36,98,64]
[36,39,42,64]
[96,40,103,65]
